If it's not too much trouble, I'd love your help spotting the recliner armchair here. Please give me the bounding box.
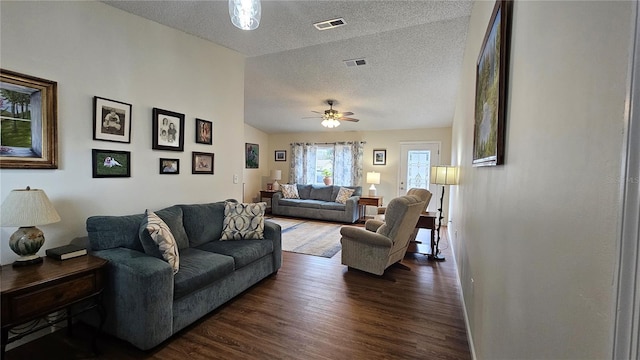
[339,188,432,275]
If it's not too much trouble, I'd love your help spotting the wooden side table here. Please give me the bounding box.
[408,211,438,255]
[260,190,279,213]
[1,255,108,359]
[357,196,383,222]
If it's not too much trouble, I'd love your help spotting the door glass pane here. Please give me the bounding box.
[406,150,430,189]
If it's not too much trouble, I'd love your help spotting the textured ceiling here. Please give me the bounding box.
[102,0,472,133]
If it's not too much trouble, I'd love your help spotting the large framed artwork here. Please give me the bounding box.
[473,0,513,167]
[152,108,184,152]
[93,96,132,143]
[245,143,259,169]
[0,69,58,169]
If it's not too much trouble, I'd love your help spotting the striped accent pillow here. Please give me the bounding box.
[220,202,267,240]
[280,184,299,199]
[142,210,179,274]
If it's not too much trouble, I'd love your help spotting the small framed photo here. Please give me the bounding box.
[267,183,273,191]
[274,150,286,162]
[92,149,130,178]
[245,143,259,169]
[195,118,213,145]
[192,151,214,174]
[93,96,132,143]
[373,149,386,165]
[159,158,179,175]
[152,108,184,152]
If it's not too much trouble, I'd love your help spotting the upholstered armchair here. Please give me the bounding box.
[340,188,432,275]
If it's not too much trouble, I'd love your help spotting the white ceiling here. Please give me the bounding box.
[102,0,472,133]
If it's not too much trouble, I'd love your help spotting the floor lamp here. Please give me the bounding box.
[429,166,459,261]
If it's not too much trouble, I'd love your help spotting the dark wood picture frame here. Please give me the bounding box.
[473,0,513,167]
[92,149,131,178]
[274,150,286,162]
[192,151,214,174]
[0,69,58,169]
[152,108,184,152]
[159,158,179,175]
[195,118,212,145]
[245,143,259,169]
[93,96,132,144]
[373,149,386,165]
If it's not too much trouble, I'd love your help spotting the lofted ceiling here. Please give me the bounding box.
[102,0,472,133]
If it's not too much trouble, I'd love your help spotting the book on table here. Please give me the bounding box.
[46,244,87,260]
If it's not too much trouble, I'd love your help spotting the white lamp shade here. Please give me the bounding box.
[366,171,381,185]
[270,170,282,181]
[0,187,61,227]
[430,166,459,185]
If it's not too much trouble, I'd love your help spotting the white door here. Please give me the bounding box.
[399,142,440,212]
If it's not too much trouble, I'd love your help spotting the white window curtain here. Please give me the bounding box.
[290,141,365,186]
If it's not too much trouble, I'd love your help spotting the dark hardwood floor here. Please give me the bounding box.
[6,229,471,360]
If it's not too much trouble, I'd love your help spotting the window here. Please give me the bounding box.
[315,145,334,184]
[290,142,364,186]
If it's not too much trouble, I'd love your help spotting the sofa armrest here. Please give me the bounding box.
[344,196,360,222]
[264,220,282,272]
[271,192,283,213]
[90,247,174,350]
[340,226,392,248]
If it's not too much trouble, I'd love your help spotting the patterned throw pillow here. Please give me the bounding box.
[140,210,180,274]
[280,184,299,199]
[221,202,267,240]
[335,187,355,204]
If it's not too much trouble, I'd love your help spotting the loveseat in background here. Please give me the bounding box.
[271,184,361,223]
[83,201,281,350]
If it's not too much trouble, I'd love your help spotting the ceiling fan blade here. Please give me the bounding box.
[302,116,322,119]
[339,117,359,122]
[341,111,354,116]
[311,110,323,114]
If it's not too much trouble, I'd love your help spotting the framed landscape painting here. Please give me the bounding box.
[152,108,184,152]
[473,0,512,167]
[92,149,130,178]
[0,69,58,169]
[93,96,131,143]
[373,149,386,165]
[275,150,286,162]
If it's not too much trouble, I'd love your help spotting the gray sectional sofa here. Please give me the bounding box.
[271,184,361,223]
[84,201,281,350]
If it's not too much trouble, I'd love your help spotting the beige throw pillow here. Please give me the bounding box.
[335,187,355,204]
[281,184,300,199]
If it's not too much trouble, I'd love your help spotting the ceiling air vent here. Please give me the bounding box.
[344,58,367,68]
[313,18,346,31]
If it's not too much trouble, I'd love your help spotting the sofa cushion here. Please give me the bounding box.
[281,184,299,199]
[278,199,325,209]
[173,248,234,300]
[331,186,362,201]
[86,213,145,251]
[296,184,312,199]
[153,206,190,250]
[310,185,334,202]
[319,202,347,211]
[139,210,180,274]
[196,239,274,269]
[335,187,355,204]
[179,202,225,247]
[220,202,267,240]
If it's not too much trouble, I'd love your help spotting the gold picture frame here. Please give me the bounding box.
[0,69,58,169]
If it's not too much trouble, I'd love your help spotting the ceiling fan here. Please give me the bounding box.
[305,100,359,128]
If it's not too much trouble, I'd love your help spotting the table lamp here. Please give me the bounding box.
[366,171,381,196]
[271,170,282,191]
[429,166,459,261]
[1,186,61,266]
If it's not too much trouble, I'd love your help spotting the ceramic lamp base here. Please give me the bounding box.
[368,184,377,196]
[9,226,45,266]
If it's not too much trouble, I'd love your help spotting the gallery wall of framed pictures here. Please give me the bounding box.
[91,96,216,178]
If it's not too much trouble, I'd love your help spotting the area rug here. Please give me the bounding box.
[266,217,347,258]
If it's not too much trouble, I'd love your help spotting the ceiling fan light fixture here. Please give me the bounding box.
[229,0,261,30]
[321,118,340,128]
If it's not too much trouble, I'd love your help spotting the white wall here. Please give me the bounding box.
[450,1,632,359]
[0,1,245,265]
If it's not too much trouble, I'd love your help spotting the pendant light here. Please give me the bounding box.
[229,0,261,30]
